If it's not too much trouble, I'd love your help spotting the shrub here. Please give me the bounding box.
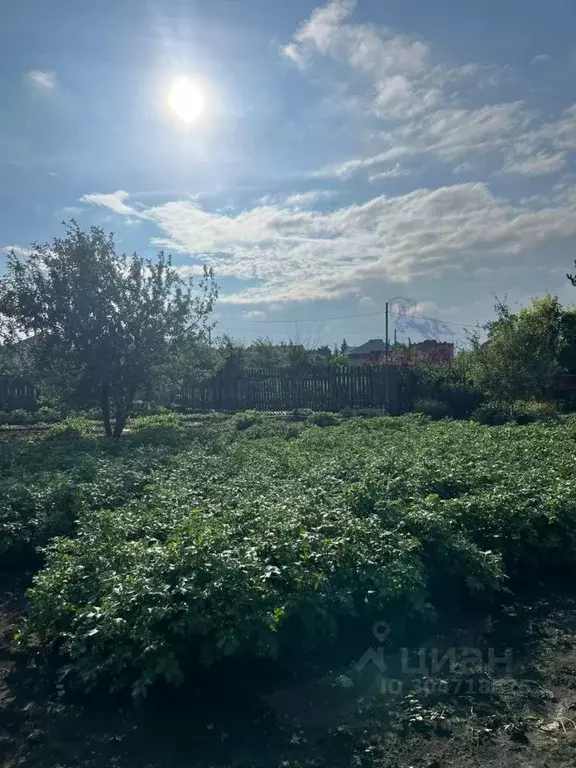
[231,410,263,430]
[44,415,93,440]
[408,364,483,418]
[130,413,183,431]
[0,409,37,425]
[307,411,340,427]
[512,399,559,424]
[286,408,313,422]
[414,398,452,420]
[470,401,512,426]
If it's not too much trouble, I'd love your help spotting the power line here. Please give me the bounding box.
[217,307,478,330]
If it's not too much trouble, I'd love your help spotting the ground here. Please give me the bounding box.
[2,413,576,767]
[1,571,576,768]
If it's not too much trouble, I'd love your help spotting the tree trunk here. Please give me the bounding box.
[101,384,112,438]
[113,410,127,439]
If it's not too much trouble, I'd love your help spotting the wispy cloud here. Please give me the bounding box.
[503,152,566,176]
[25,70,57,91]
[80,190,137,216]
[81,181,576,305]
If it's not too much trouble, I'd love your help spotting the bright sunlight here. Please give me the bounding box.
[167,76,205,124]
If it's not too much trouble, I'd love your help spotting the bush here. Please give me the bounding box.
[512,399,559,424]
[286,408,313,422]
[231,410,263,430]
[409,364,483,418]
[130,413,183,431]
[44,416,93,440]
[307,411,340,427]
[0,409,37,425]
[414,398,452,420]
[470,401,512,426]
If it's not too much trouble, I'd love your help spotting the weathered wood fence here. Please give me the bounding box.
[179,366,403,413]
[0,378,40,410]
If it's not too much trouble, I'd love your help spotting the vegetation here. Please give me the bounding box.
[0,413,569,701]
[0,222,217,437]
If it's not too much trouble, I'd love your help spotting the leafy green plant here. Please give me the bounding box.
[414,398,452,420]
[470,401,512,426]
[231,410,263,430]
[307,411,340,427]
[44,415,93,441]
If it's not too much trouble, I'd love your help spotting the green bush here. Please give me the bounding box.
[44,415,93,440]
[286,408,313,422]
[231,410,263,430]
[409,364,483,418]
[0,409,37,425]
[512,399,559,424]
[307,411,340,427]
[414,398,452,420]
[130,413,183,431]
[470,401,512,425]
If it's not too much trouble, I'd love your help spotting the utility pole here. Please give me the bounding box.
[385,302,389,364]
[394,328,397,346]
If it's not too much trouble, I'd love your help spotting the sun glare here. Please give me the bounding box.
[167,77,205,124]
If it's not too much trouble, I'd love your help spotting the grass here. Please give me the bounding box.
[1,412,576,766]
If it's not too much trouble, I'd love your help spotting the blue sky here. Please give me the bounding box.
[2,0,576,348]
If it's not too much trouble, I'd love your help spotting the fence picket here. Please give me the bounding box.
[180,366,401,414]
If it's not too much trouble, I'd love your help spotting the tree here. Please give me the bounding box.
[340,338,349,355]
[0,222,217,437]
[466,294,565,404]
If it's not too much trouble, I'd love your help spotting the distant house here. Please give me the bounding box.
[346,338,388,364]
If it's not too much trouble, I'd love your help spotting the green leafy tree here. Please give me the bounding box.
[248,337,282,369]
[340,338,349,355]
[0,222,217,437]
[467,294,564,404]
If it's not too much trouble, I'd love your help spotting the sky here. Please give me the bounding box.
[2,0,576,349]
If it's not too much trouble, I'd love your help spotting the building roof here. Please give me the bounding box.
[347,338,387,355]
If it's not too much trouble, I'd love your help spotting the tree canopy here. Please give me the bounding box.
[0,222,217,436]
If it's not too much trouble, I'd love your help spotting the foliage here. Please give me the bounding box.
[20,415,576,698]
[466,295,567,403]
[471,398,560,426]
[307,411,341,426]
[414,398,453,420]
[43,416,95,441]
[231,409,264,430]
[409,362,483,418]
[0,222,217,437]
[470,401,512,426]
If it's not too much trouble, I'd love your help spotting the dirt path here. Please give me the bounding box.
[1,574,575,768]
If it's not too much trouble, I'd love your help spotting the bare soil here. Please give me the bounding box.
[1,572,576,768]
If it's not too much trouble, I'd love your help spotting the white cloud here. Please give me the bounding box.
[25,70,56,91]
[314,148,410,179]
[283,190,335,207]
[531,54,550,65]
[282,1,576,180]
[369,164,411,182]
[82,182,576,305]
[503,151,566,176]
[80,190,137,216]
[241,310,267,320]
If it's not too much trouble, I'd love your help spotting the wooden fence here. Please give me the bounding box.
[0,377,40,411]
[179,366,403,414]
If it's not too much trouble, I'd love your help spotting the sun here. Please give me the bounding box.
[167,77,205,124]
